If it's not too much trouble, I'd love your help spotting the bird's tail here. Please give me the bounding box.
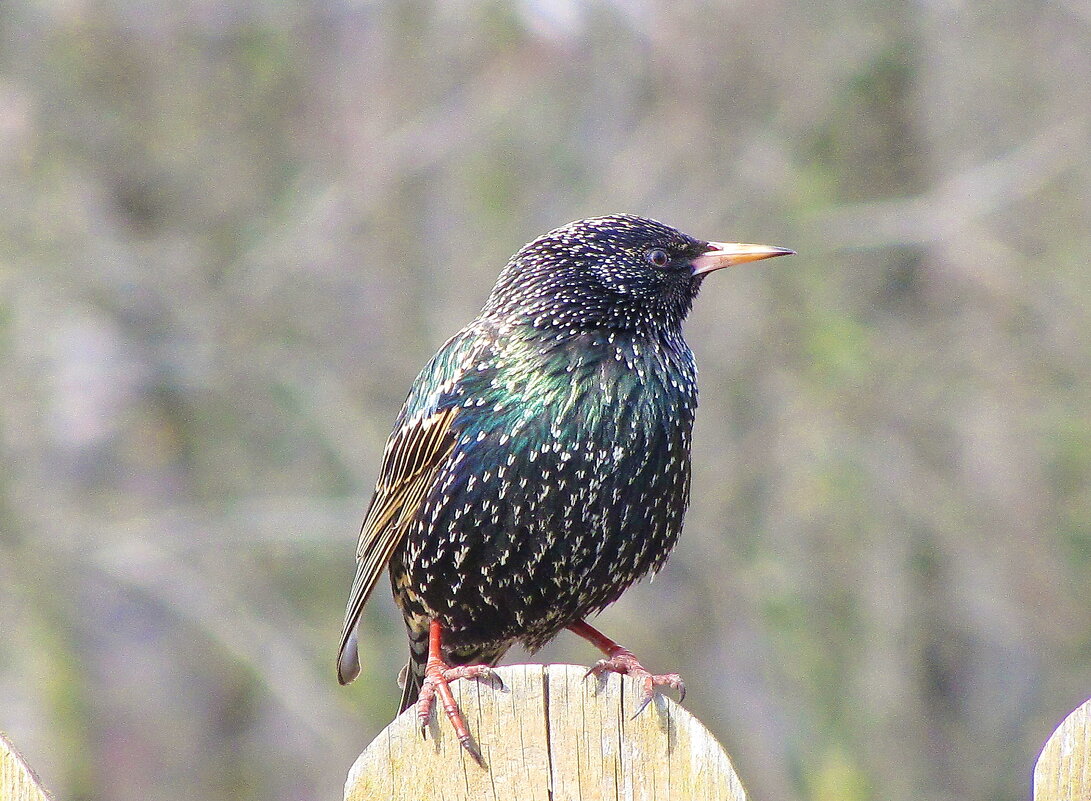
[398,625,430,713]
[397,627,509,713]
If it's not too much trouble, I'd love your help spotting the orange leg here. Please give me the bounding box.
[567,619,686,717]
[415,620,495,765]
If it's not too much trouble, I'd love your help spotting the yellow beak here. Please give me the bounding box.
[691,242,795,276]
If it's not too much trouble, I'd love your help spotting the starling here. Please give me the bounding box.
[336,214,792,758]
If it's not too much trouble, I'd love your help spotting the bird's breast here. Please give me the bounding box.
[458,328,697,457]
[432,333,691,548]
[398,329,698,640]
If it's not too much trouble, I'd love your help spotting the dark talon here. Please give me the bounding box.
[461,737,486,768]
[409,622,499,755]
[570,621,685,715]
[631,693,655,719]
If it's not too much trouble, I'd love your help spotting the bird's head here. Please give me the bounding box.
[481,214,793,335]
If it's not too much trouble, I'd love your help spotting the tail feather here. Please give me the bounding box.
[398,659,424,713]
[398,625,431,713]
[337,626,361,686]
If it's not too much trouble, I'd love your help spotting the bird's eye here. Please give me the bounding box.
[645,249,670,268]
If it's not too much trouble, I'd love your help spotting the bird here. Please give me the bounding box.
[336,214,793,761]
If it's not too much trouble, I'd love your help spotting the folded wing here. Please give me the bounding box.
[336,405,459,684]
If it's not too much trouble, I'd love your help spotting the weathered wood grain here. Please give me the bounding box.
[1,732,53,801]
[345,663,748,801]
[1034,697,1091,801]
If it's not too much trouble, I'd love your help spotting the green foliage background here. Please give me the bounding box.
[1,2,1089,800]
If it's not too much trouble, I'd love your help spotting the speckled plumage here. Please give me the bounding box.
[336,214,792,721]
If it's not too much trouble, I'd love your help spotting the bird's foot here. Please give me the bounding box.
[416,645,495,766]
[586,647,686,718]
[568,619,685,717]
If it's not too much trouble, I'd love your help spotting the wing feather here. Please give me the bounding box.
[336,405,458,684]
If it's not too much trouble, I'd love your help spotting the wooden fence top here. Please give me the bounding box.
[345,663,748,801]
[1034,697,1091,801]
[5,675,1090,799]
[1,731,53,801]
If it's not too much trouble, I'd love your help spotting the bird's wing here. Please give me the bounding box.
[336,404,459,684]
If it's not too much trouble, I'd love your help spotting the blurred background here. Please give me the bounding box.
[1,1,1089,800]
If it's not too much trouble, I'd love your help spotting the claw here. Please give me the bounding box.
[461,737,486,768]
[569,620,685,717]
[632,692,655,719]
[412,621,495,766]
[589,651,686,715]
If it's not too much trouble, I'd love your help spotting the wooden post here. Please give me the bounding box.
[345,663,748,801]
[1034,697,1091,801]
[1,732,53,801]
